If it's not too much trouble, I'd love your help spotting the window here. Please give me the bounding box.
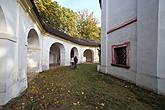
[114,47,127,65]
[111,42,130,68]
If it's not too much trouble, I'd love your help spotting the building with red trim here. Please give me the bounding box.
[98,0,165,95]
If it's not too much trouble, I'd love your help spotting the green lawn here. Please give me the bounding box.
[3,64,165,110]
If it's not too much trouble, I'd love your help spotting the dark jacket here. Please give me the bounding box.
[74,56,78,64]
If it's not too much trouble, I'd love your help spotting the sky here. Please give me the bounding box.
[53,0,101,25]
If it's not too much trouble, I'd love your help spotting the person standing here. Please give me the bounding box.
[74,56,78,69]
[70,57,74,68]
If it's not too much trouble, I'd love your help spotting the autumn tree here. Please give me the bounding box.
[35,0,61,30]
[34,1,100,41]
[60,7,80,38]
[77,10,100,41]
[34,0,79,37]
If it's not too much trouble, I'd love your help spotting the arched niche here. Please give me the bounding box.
[27,29,40,73]
[49,43,65,68]
[83,49,94,63]
[70,47,78,58]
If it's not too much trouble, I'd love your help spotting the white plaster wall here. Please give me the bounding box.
[27,29,41,73]
[0,34,17,104]
[0,0,17,35]
[80,47,99,63]
[136,0,159,92]
[100,0,137,82]
[100,0,109,73]
[42,34,99,71]
[107,23,137,83]
[0,0,99,105]
[0,7,6,32]
[107,0,137,29]
[42,34,70,70]
[0,0,27,105]
[100,0,165,95]
[157,0,165,95]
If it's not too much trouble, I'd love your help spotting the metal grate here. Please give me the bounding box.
[115,47,127,65]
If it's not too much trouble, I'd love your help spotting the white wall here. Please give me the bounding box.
[100,0,137,82]
[100,0,109,73]
[0,0,25,105]
[0,0,99,105]
[157,0,165,94]
[100,0,165,95]
[41,34,99,71]
[107,23,137,83]
[136,0,159,92]
[107,0,137,30]
[27,29,41,73]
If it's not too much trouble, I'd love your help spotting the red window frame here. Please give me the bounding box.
[111,42,130,69]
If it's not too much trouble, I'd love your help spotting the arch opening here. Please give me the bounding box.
[27,29,40,73]
[83,49,94,63]
[0,6,7,32]
[49,43,65,68]
[70,47,78,58]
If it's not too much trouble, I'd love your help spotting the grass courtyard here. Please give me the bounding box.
[3,64,165,110]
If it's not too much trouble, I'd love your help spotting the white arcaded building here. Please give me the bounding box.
[0,0,99,105]
[99,0,165,95]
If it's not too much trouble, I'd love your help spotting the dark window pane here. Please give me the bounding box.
[114,47,127,65]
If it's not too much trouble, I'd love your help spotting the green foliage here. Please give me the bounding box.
[77,10,100,41]
[60,7,80,38]
[34,0,100,41]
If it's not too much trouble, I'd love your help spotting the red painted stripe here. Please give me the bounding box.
[107,18,137,34]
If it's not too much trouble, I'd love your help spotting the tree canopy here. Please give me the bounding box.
[77,10,100,41]
[34,0,100,41]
